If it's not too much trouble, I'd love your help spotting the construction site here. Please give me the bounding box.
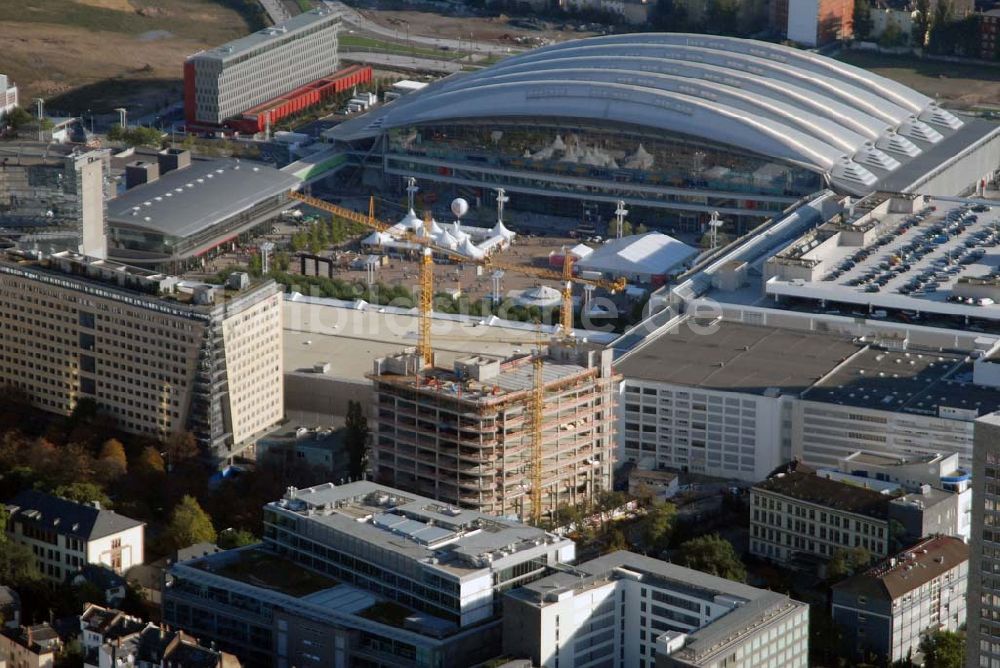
[368,340,620,523]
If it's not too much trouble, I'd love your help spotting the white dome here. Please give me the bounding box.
[516,284,561,307]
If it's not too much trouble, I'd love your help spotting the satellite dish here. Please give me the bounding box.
[451,197,469,219]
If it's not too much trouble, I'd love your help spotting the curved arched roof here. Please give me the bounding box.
[335,33,963,187]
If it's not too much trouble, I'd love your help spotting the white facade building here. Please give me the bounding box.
[966,413,1000,668]
[6,491,144,582]
[617,317,1000,482]
[185,8,340,125]
[503,551,809,668]
[0,75,17,119]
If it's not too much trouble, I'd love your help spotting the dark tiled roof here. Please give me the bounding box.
[833,536,969,601]
[753,471,890,520]
[7,490,144,541]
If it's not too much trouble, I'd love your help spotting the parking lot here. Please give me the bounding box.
[820,201,999,308]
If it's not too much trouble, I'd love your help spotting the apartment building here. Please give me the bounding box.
[503,551,809,668]
[0,250,283,463]
[184,8,341,126]
[0,624,61,668]
[0,74,17,119]
[369,342,619,522]
[163,481,575,668]
[0,142,110,258]
[6,490,144,582]
[750,467,890,566]
[771,0,852,46]
[966,413,1000,667]
[831,536,968,664]
[617,317,1000,482]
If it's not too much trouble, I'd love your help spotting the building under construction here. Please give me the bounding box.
[369,340,620,522]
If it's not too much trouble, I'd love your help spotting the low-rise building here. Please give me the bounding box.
[503,551,809,668]
[818,451,971,541]
[628,468,680,500]
[0,624,62,668]
[750,467,890,566]
[0,75,17,119]
[84,614,240,668]
[80,604,145,668]
[831,536,968,664]
[6,490,144,582]
[163,481,575,667]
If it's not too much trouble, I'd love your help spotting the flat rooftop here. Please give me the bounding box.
[190,7,340,62]
[879,117,1000,193]
[270,481,567,579]
[192,546,338,598]
[107,158,300,239]
[617,318,860,395]
[754,470,889,519]
[804,346,1000,415]
[508,551,804,666]
[283,297,569,383]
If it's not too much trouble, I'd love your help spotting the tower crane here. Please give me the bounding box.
[288,190,626,526]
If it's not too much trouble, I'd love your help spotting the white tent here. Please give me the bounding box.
[514,284,561,307]
[459,236,485,259]
[492,219,516,241]
[576,232,696,282]
[451,222,470,244]
[568,243,593,259]
[425,217,443,235]
[477,235,507,255]
[434,229,459,249]
[362,231,393,246]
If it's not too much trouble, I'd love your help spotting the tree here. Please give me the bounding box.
[165,431,200,467]
[675,534,747,582]
[828,546,871,580]
[164,495,217,550]
[912,0,930,47]
[920,629,965,668]
[345,400,370,480]
[640,501,677,555]
[133,446,165,476]
[607,528,629,552]
[5,106,34,131]
[635,223,649,235]
[217,528,257,549]
[97,438,127,480]
[52,482,111,508]
[0,507,40,586]
[852,0,873,40]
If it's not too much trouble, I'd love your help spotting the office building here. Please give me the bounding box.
[184,8,341,127]
[831,536,968,664]
[750,467,890,566]
[106,150,300,271]
[966,413,1000,667]
[503,550,809,668]
[369,341,620,522]
[819,451,972,541]
[325,33,989,230]
[163,481,574,667]
[617,316,1000,481]
[0,142,110,258]
[777,0,853,46]
[6,490,144,582]
[0,74,17,119]
[0,250,283,463]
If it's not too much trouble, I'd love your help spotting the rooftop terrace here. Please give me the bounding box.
[753,470,890,519]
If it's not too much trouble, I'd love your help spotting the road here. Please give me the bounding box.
[340,51,466,74]
[327,1,520,56]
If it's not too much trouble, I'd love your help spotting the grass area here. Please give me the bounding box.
[295,0,312,11]
[359,601,414,628]
[835,50,1000,108]
[339,34,468,61]
[206,549,337,597]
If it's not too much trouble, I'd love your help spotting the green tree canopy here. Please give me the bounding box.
[675,534,747,582]
[52,482,112,508]
[640,501,677,555]
[133,446,165,477]
[165,495,217,550]
[828,546,871,580]
[217,528,258,550]
[920,629,965,668]
[97,438,128,480]
[0,506,40,586]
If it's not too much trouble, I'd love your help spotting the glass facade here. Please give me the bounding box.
[382,120,821,224]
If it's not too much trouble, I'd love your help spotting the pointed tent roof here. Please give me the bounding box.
[451,222,470,243]
[434,229,459,249]
[426,217,444,235]
[362,231,392,246]
[398,209,422,230]
[492,219,516,240]
[459,236,486,259]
